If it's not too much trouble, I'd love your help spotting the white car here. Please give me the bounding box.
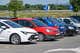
[0,19,38,45]
[59,18,80,33]
[61,18,80,27]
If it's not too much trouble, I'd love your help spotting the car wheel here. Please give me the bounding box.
[38,33,45,41]
[10,34,21,45]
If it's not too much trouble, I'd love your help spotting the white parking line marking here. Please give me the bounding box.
[44,47,80,53]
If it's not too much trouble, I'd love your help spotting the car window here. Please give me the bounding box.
[0,22,8,28]
[14,20,33,27]
[3,21,22,28]
[32,19,47,27]
[63,19,71,24]
[48,18,59,23]
[71,18,80,23]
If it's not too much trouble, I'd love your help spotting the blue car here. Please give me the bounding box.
[57,18,78,36]
[36,17,56,26]
[35,16,66,36]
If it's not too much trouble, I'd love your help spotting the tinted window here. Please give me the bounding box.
[4,21,22,28]
[14,20,33,27]
[0,22,8,28]
[71,18,80,23]
[63,19,71,24]
[48,18,59,23]
[32,19,47,27]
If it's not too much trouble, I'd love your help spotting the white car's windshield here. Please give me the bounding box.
[4,21,23,28]
[71,18,80,23]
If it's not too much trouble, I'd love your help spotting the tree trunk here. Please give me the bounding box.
[13,10,17,18]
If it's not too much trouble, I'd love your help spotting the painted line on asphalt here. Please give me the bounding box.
[44,47,80,53]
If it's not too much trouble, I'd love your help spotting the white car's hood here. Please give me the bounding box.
[11,27,37,33]
[74,23,80,27]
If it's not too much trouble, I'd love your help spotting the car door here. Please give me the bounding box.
[0,22,9,41]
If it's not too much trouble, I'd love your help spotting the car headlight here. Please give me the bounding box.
[68,26,74,29]
[46,29,52,32]
[76,27,79,32]
[21,31,36,35]
[60,26,64,29]
[21,31,28,35]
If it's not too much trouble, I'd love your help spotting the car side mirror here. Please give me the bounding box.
[1,26,7,30]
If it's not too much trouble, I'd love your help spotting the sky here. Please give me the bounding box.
[0,0,70,5]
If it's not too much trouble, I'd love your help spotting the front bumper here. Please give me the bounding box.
[28,34,39,42]
[76,27,80,34]
[44,33,63,40]
[65,29,76,35]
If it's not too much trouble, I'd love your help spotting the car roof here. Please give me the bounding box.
[12,18,33,20]
[0,19,9,22]
[60,18,71,19]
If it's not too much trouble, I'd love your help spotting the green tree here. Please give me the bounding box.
[49,4,69,10]
[48,4,53,10]
[0,5,8,10]
[34,4,43,10]
[8,0,24,17]
[25,4,31,10]
[70,0,80,12]
[25,4,43,10]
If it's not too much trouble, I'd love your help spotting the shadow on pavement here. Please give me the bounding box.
[0,42,36,45]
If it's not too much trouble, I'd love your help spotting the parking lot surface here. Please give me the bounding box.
[0,35,80,53]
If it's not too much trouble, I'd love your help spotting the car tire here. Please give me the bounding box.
[38,33,45,41]
[10,34,21,45]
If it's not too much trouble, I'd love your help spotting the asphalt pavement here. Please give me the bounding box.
[0,35,80,53]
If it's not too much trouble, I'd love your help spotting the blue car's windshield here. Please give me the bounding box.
[48,17,66,27]
[32,19,47,27]
[48,18,59,24]
[41,17,54,26]
[4,21,22,28]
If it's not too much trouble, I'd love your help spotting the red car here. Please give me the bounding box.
[11,18,60,41]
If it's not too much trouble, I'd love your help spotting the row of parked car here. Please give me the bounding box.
[0,16,80,45]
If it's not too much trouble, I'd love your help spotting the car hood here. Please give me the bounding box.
[12,27,37,33]
[37,27,58,31]
[74,23,80,27]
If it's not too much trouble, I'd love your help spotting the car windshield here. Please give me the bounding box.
[63,19,71,24]
[32,19,47,27]
[71,18,80,23]
[4,21,23,28]
[48,18,59,23]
